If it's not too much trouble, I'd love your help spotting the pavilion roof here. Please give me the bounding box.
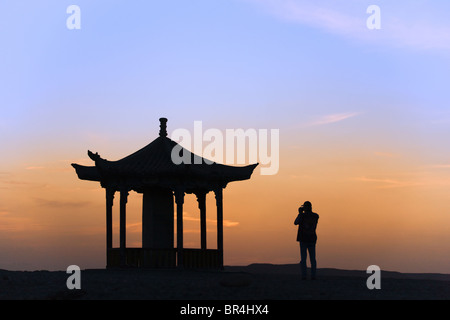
[72,118,258,192]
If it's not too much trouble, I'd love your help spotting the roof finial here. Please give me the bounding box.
[159,117,168,137]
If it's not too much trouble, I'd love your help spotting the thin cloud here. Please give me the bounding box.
[0,179,32,186]
[126,222,142,233]
[25,166,45,170]
[307,112,359,126]
[374,152,399,158]
[247,0,450,52]
[0,211,44,233]
[427,164,450,169]
[252,0,362,37]
[356,176,402,184]
[355,176,422,189]
[180,212,240,228]
[34,198,92,209]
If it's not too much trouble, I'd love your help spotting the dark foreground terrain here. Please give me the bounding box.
[0,264,448,300]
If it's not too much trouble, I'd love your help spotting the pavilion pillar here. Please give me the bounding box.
[175,189,185,268]
[105,188,115,268]
[142,189,174,249]
[120,189,129,267]
[214,188,224,268]
[196,192,207,250]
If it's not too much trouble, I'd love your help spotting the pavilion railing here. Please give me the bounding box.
[107,248,220,269]
[182,249,219,269]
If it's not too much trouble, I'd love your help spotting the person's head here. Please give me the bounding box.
[299,201,312,213]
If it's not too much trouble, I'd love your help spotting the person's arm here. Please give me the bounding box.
[294,214,301,225]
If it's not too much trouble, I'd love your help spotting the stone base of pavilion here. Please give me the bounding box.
[107,248,221,269]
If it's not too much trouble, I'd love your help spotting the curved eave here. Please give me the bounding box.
[71,163,101,182]
[237,162,259,180]
[202,163,259,183]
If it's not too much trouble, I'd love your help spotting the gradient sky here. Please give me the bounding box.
[1,0,450,273]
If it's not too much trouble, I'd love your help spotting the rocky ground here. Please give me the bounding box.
[0,263,448,300]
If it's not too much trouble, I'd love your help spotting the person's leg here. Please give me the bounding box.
[300,242,307,279]
[308,243,317,279]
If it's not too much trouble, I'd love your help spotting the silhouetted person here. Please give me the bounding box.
[294,201,319,280]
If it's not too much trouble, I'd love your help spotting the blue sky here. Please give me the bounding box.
[1,3,449,113]
[1,1,449,149]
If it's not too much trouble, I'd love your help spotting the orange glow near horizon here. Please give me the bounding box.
[1,133,449,274]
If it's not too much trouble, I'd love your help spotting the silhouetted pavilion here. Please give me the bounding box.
[72,118,258,268]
